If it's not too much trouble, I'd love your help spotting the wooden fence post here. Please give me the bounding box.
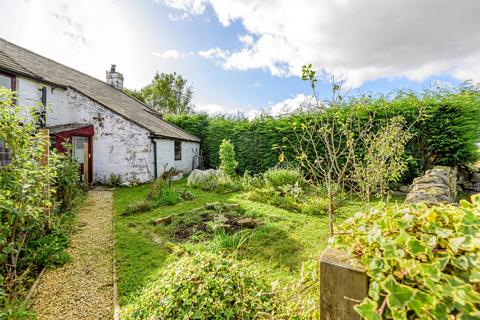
[83,142,89,192]
[320,247,369,320]
[38,129,49,166]
[38,129,52,229]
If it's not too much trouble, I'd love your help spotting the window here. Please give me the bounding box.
[0,140,12,166]
[0,72,15,90]
[174,140,182,161]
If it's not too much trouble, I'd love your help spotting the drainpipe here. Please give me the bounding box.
[150,137,158,179]
[38,86,47,128]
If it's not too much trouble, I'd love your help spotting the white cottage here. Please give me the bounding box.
[0,37,200,184]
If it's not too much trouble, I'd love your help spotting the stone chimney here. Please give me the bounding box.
[106,64,124,90]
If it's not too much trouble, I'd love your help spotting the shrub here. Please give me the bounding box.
[152,189,179,207]
[219,139,239,177]
[55,150,81,211]
[240,170,264,191]
[106,173,122,187]
[121,252,279,319]
[122,200,154,216]
[178,189,194,201]
[264,168,303,190]
[25,231,71,268]
[333,196,480,319]
[199,175,242,194]
[147,179,179,206]
[168,86,480,182]
[301,197,329,216]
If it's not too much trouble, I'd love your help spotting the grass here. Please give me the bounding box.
[114,179,405,308]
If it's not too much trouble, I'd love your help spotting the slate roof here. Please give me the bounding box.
[0,37,200,142]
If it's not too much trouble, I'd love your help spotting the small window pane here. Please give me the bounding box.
[0,74,12,89]
[0,140,12,166]
[72,136,88,164]
[174,141,182,161]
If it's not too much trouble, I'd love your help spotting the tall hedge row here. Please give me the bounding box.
[167,88,480,182]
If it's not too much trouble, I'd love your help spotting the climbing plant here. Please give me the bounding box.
[333,197,480,319]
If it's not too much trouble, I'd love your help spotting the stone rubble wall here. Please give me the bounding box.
[405,166,457,204]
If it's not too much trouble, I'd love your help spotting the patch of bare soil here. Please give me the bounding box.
[171,202,262,241]
[32,191,114,320]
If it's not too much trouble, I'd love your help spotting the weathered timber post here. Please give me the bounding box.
[83,142,89,192]
[38,129,49,166]
[38,129,52,229]
[320,247,369,320]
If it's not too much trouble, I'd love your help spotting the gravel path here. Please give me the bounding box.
[32,190,114,320]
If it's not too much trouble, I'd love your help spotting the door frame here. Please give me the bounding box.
[52,125,94,183]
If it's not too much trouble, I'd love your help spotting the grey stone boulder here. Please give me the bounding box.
[187,169,223,186]
[405,166,457,205]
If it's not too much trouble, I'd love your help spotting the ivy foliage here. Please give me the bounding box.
[121,252,279,319]
[333,196,480,319]
[167,86,480,182]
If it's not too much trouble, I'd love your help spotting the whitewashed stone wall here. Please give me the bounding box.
[155,139,200,174]
[15,76,154,184]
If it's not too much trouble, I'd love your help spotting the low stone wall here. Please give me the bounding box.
[405,166,457,204]
[457,165,480,194]
[320,248,368,320]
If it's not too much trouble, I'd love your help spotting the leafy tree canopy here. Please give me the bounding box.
[124,72,194,115]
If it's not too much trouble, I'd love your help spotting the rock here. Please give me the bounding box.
[472,182,480,192]
[398,185,411,193]
[457,184,463,192]
[472,173,480,183]
[237,218,256,228]
[204,202,221,210]
[153,216,172,225]
[187,169,223,186]
[405,166,457,205]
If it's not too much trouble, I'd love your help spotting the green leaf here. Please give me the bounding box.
[407,237,428,256]
[353,299,381,320]
[382,275,415,308]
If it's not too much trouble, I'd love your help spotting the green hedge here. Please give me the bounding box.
[167,88,480,182]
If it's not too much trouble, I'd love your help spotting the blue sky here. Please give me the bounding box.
[0,0,477,116]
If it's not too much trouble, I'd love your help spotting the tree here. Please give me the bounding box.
[353,116,413,202]
[123,88,146,103]
[141,72,194,115]
[282,65,367,237]
[219,139,238,177]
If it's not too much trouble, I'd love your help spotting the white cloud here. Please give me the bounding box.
[238,34,254,46]
[195,103,229,114]
[163,0,207,15]
[196,93,313,119]
[268,93,314,117]
[164,0,480,87]
[198,47,229,59]
[0,0,157,89]
[154,49,181,59]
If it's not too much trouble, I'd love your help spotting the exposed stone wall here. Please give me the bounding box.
[457,165,480,194]
[405,166,457,204]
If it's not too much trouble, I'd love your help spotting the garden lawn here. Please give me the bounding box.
[114,179,404,307]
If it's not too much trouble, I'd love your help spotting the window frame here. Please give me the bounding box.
[174,140,182,161]
[0,139,12,167]
[0,70,16,91]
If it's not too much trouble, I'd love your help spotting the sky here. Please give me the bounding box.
[0,0,479,117]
